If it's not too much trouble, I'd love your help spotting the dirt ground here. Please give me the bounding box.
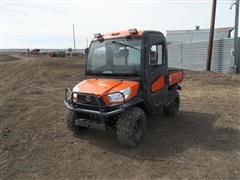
[0,54,240,179]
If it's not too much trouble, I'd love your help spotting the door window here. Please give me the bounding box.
[149,44,163,65]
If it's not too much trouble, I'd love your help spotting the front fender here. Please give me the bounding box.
[123,96,150,113]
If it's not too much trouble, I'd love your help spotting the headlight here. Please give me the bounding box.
[72,92,78,103]
[108,87,131,103]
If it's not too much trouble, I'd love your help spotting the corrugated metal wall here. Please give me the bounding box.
[167,31,230,43]
[168,38,239,73]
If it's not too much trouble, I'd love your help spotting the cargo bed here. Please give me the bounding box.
[168,68,183,86]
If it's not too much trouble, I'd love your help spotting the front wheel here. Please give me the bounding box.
[117,107,147,147]
[164,91,180,116]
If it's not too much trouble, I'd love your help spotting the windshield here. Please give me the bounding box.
[86,38,142,76]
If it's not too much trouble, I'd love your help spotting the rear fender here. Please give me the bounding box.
[169,84,182,91]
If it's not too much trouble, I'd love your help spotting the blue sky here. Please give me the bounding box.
[0,0,237,49]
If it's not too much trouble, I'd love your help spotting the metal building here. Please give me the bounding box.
[168,38,239,73]
[167,27,234,44]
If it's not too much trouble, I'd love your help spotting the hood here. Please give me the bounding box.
[73,79,139,96]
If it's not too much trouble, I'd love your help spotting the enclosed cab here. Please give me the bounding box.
[64,29,183,147]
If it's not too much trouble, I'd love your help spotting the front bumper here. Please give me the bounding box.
[64,100,124,116]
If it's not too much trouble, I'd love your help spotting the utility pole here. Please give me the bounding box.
[232,0,239,74]
[72,24,76,53]
[206,0,217,71]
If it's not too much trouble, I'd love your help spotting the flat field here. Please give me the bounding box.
[0,54,240,179]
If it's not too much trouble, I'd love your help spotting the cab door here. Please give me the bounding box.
[144,33,168,111]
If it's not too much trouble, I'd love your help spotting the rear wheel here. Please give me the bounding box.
[164,91,180,116]
[66,110,88,133]
[117,107,146,147]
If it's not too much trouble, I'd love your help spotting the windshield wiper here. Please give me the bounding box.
[111,41,140,51]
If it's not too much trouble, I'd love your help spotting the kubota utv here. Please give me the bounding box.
[64,29,183,147]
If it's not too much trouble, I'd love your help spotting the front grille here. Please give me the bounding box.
[77,94,98,105]
[73,93,105,111]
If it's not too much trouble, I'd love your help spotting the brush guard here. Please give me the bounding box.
[64,88,126,130]
[64,88,125,116]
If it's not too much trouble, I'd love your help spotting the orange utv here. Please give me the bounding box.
[64,29,183,147]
